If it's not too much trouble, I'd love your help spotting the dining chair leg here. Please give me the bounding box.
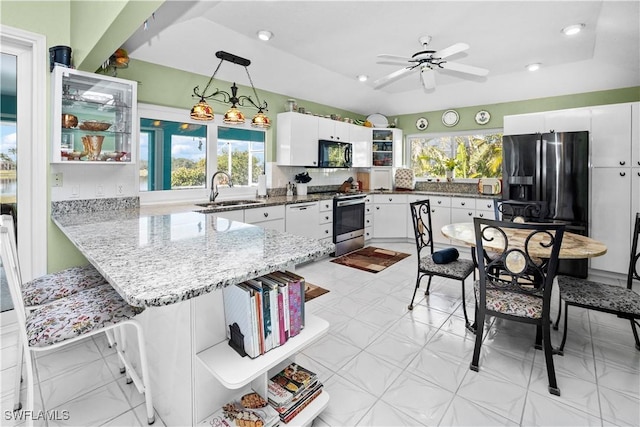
[553,293,562,330]
[12,343,23,411]
[424,275,433,296]
[629,319,640,351]
[24,350,35,427]
[459,280,474,333]
[534,325,542,350]
[470,309,484,371]
[408,272,423,310]
[558,302,570,355]
[542,319,560,396]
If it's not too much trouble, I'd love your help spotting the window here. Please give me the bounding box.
[138,104,266,200]
[407,130,503,180]
[139,119,206,191]
[217,127,265,186]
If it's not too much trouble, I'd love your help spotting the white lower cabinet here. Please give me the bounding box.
[245,205,285,232]
[286,202,320,239]
[318,199,334,243]
[450,197,477,223]
[372,194,407,238]
[475,199,497,219]
[364,195,373,241]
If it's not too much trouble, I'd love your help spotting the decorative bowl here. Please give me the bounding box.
[61,114,78,128]
[81,135,105,160]
[79,121,111,131]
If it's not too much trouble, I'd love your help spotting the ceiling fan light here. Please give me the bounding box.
[257,30,273,41]
[526,63,541,72]
[251,111,271,128]
[224,106,246,124]
[357,74,368,82]
[190,99,214,121]
[562,24,585,36]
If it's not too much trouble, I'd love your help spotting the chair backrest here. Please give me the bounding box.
[496,200,548,223]
[0,225,30,345]
[410,199,434,255]
[0,214,23,285]
[628,212,640,289]
[473,217,565,308]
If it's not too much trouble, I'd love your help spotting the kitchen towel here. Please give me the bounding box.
[432,248,459,264]
[257,175,267,197]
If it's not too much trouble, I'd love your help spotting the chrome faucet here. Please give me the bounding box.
[209,171,233,202]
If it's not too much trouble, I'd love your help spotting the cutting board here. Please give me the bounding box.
[356,172,370,190]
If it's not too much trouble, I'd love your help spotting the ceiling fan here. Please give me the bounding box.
[373,36,489,90]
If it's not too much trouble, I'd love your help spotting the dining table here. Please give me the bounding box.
[441,222,608,260]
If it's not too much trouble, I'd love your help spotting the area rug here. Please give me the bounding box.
[304,283,330,301]
[330,246,411,273]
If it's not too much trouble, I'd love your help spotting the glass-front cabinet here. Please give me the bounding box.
[51,66,137,163]
[372,128,402,167]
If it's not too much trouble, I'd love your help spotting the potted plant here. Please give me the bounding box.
[445,158,456,181]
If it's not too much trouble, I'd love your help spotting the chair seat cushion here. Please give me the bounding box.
[557,275,640,316]
[22,265,106,307]
[25,284,143,348]
[474,280,543,319]
[420,256,475,280]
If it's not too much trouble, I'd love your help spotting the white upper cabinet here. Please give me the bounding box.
[318,117,350,142]
[591,104,633,168]
[350,125,372,167]
[633,103,640,168]
[544,109,591,133]
[276,112,319,166]
[503,113,545,135]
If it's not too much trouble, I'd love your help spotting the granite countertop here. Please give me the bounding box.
[53,209,334,307]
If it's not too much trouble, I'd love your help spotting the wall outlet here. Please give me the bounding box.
[116,182,125,196]
[52,172,63,187]
[96,184,104,197]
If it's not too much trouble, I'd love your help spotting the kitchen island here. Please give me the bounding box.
[53,207,334,425]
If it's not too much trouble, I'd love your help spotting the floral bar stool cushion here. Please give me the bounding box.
[22,265,106,307]
[26,284,143,348]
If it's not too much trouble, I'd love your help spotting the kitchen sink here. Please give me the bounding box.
[195,200,266,209]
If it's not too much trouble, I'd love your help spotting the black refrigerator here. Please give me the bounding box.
[502,131,589,278]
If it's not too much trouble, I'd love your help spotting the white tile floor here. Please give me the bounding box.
[1,242,639,426]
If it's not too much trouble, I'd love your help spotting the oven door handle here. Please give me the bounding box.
[336,198,365,207]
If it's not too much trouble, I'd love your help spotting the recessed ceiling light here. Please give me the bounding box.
[526,63,541,72]
[562,24,585,36]
[257,30,273,41]
[357,74,368,82]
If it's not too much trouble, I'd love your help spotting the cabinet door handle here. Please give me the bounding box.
[437,200,442,204]
[376,206,380,210]
[479,213,484,217]
[637,161,640,166]
[468,212,473,216]
[638,172,640,177]
[461,202,466,206]
[325,216,329,220]
[325,229,329,234]
[263,212,269,217]
[389,198,393,202]
[620,172,626,177]
[620,161,626,166]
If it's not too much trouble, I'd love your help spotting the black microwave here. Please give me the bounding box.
[318,140,352,168]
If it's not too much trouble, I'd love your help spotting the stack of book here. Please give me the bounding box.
[200,391,280,427]
[267,363,323,424]
[223,271,306,358]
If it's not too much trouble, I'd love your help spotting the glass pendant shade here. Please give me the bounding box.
[190,99,214,121]
[223,106,245,124]
[251,111,271,128]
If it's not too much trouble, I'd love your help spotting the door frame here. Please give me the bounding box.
[1,25,47,282]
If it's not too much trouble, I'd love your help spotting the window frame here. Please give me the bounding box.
[405,127,503,183]
[137,103,266,205]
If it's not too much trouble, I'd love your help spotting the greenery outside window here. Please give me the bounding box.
[407,130,503,180]
[217,127,265,186]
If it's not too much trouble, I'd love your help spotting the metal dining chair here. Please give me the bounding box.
[554,212,640,352]
[494,200,548,223]
[0,224,156,424]
[470,217,566,395]
[408,199,476,332]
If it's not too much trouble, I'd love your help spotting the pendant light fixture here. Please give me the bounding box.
[190,51,270,128]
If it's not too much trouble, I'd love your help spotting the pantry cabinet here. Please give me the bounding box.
[52,66,136,163]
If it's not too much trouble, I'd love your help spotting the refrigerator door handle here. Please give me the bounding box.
[537,136,544,202]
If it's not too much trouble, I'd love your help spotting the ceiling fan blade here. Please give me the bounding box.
[434,42,469,59]
[441,61,489,76]
[377,54,414,62]
[420,67,436,90]
[373,67,415,89]
[377,60,413,66]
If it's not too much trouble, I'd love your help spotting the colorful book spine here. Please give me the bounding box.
[281,387,323,423]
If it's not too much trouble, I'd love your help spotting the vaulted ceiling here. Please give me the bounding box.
[124,1,638,116]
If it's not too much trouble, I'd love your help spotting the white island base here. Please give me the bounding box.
[132,289,329,426]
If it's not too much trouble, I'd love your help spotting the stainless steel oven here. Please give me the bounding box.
[333,193,366,256]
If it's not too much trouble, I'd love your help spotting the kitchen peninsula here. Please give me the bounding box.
[52,205,334,425]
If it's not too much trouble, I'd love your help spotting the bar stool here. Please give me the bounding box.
[0,224,155,425]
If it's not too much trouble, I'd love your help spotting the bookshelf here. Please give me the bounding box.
[197,314,329,389]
